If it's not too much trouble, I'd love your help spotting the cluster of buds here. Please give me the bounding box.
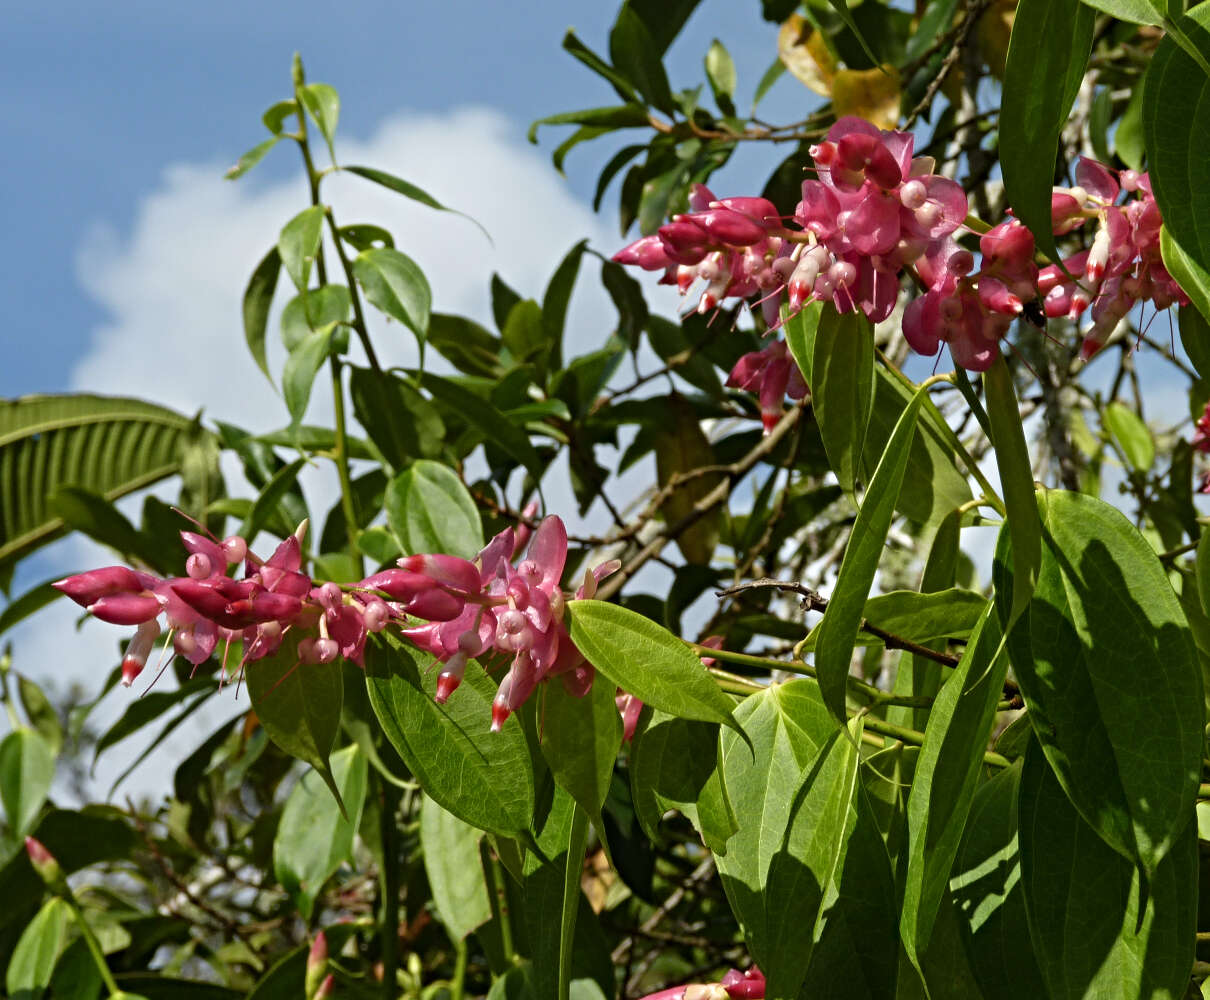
[1040,158,1187,358]
[614,117,1189,386]
[639,966,765,1000]
[53,513,621,732]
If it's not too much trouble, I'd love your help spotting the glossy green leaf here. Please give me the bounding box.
[0,394,210,571]
[427,313,504,379]
[825,0,883,70]
[16,675,63,757]
[705,38,737,104]
[949,761,1046,1000]
[273,744,367,920]
[985,355,1040,626]
[542,240,587,372]
[1198,532,1210,619]
[811,308,875,495]
[1115,83,1146,172]
[609,7,674,112]
[282,325,337,427]
[561,29,641,103]
[277,205,324,291]
[994,489,1203,876]
[527,104,652,144]
[245,630,343,801]
[280,285,351,352]
[1078,0,1162,23]
[344,165,488,241]
[348,366,445,470]
[1162,225,1210,324]
[762,717,864,1000]
[49,485,148,566]
[1018,742,1197,1000]
[813,381,928,724]
[299,82,339,158]
[417,371,545,483]
[238,457,306,546]
[1102,400,1155,473]
[1180,302,1210,377]
[799,587,986,654]
[6,897,69,998]
[385,459,483,560]
[0,729,55,839]
[420,796,492,941]
[715,679,837,967]
[540,677,622,831]
[261,98,297,135]
[629,710,734,851]
[1000,0,1094,257]
[783,299,823,385]
[351,246,431,347]
[224,136,279,180]
[752,58,786,109]
[565,600,741,735]
[900,604,1009,962]
[364,635,534,837]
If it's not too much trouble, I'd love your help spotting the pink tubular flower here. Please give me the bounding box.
[726,339,808,432]
[637,967,765,1000]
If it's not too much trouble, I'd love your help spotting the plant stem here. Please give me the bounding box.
[450,939,468,1000]
[65,895,122,997]
[329,358,363,574]
[379,780,401,1000]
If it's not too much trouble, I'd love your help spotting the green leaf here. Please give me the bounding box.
[420,796,492,941]
[1115,82,1147,172]
[1077,0,1162,23]
[985,355,1040,626]
[798,587,988,654]
[762,717,864,1000]
[364,635,534,837]
[527,105,652,145]
[645,315,723,397]
[1000,0,1095,258]
[564,600,742,735]
[825,0,884,70]
[1102,400,1155,473]
[15,675,63,756]
[344,165,489,241]
[0,580,61,639]
[1198,533,1210,620]
[0,394,210,572]
[299,82,339,159]
[273,744,366,920]
[238,457,306,547]
[1018,741,1197,999]
[428,313,504,379]
[542,241,588,373]
[0,729,55,839]
[261,99,297,135]
[351,247,432,348]
[811,308,875,495]
[994,489,1203,876]
[277,205,324,292]
[1180,303,1210,377]
[348,366,445,470]
[561,29,641,103]
[501,299,547,373]
[6,897,69,998]
[225,136,279,180]
[900,604,1009,961]
[752,57,786,109]
[715,680,838,966]
[282,325,337,427]
[245,629,343,800]
[540,677,622,832]
[629,710,734,851]
[610,7,675,112]
[949,760,1046,1000]
[280,285,351,352]
[653,396,721,564]
[705,38,737,105]
[783,299,823,385]
[813,381,928,724]
[385,459,483,560]
[417,371,545,483]
[93,677,215,762]
[49,485,150,567]
[1162,225,1210,324]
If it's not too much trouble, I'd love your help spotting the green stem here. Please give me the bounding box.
[325,206,382,372]
[378,780,401,1000]
[65,895,122,997]
[485,850,515,964]
[450,939,468,1000]
[861,711,1011,769]
[329,359,363,574]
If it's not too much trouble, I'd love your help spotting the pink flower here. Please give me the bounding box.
[726,339,808,432]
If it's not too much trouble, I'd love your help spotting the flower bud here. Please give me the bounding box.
[305,933,328,1000]
[88,593,162,626]
[25,837,66,893]
[53,566,142,607]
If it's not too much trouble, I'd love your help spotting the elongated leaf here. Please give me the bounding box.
[1162,225,1210,324]
[1018,742,1197,1000]
[420,797,492,941]
[564,600,741,735]
[813,381,928,723]
[344,165,489,242]
[364,635,534,837]
[280,285,351,352]
[1078,0,1162,23]
[799,587,986,654]
[1102,400,1155,473]
[542,240,587,372]
[93,677,216,761]
[0,580,61,638]
[0,729,55,839]
[299,82,339,158]
[277,205,324,291]
[715,679,837,966]
[385,459,483,560]
[245,630,343,802]
[239,457,306,546]
[783,299,823,385]
[16,675,63,756]
[949,761,1046,1000]
[417,371,544,483]
[1000,0,1095,257]
[225,136,279,180]
[6,897,69,998]
[705,38,737,105]
[351,246,431,348]
[348,366,445,470]
[900,604,1009,961]
[274,745,367,920]
[994,490,1203,876]
[984,356,1040,626]
[282,325,337,427]
[527,104,652,144]
[561,29,640,103]
[811,309,875,495]
[0,394,208,571]
[763,717,864,1000]
[243,245,280,383]
[540,677,622,832]
[610,6,675,113]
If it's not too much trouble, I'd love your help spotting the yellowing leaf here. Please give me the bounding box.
[832,65,902,130]
[778,14,837,96]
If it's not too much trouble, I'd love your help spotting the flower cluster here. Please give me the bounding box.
[54,513,619,730]
[614,116,1187,391]
[638,966,765,1000]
